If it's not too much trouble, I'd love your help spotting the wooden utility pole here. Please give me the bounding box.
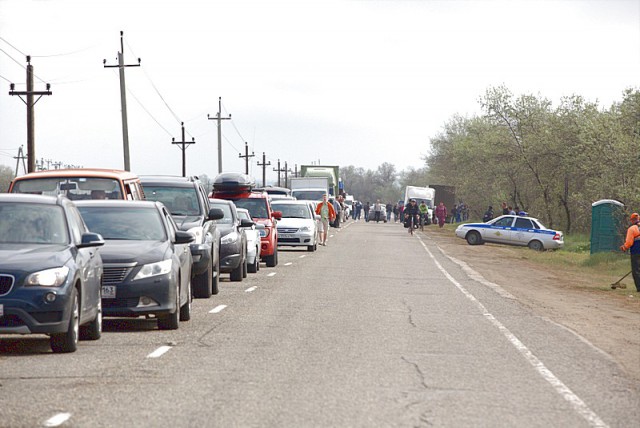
[104,31,140,171]
[172,122,195,177]
[238,142,255,174]
[207,97,231,173]
[283,161,292,188]
[9,56,52,173]
[273,159,287,187]
[257,152,271,187]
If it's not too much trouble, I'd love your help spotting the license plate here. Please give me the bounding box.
[102,286,116,299]
[279,234,295,239]
[0,304,3,317]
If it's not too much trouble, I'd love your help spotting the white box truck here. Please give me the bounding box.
[290,177,330,201]
[404,186,436,224]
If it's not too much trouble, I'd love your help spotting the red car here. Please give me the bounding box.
[211,173,282,267]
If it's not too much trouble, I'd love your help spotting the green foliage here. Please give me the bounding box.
[0,165,14,193]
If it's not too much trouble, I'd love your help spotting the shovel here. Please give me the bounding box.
[611,271,631,289]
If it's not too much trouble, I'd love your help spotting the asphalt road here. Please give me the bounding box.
[1,220,639,427]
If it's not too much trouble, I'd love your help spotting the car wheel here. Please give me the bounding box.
[180,280,191,322]
[158,285,180,330]
[193,261,212,299]
[466,231,482,245]
[307,243,316,252]
[80,293,102,341]
[230,262,243,282]
[265,248,277,267]
[528,240,544,251]
[50,288,79,353]
[242,256,248,278]
[211,256,220,295]
[247,253,258,273]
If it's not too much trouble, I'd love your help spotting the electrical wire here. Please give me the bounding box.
[0,36,26,57]
[125,86,173,137]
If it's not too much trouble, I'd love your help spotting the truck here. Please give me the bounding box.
[289,177,330,201]
[430,184,456,221]
[404,185,436,224]
[299,165,340,197]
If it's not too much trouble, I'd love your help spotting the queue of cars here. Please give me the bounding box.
[1,168,321,352]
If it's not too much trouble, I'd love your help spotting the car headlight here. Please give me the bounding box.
[221,231,239,244]
[258,228,269,238]
[187,227,204,244]
[25,266,70,287]
[298,226,310,232]
[133,259,172,281]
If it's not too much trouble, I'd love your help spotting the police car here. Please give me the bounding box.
[455,215,564,250]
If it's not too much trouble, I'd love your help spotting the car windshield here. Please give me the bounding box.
[233,198,269,219]
[291,190,326,201]
[78,206,166,241]
[12,177,122,200]
[271,204,310,219]
[209,203,234,224]
[0,203,69,245]
[143,185,201,216]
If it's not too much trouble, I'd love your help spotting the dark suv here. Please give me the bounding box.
[140,176,224,298]
[208,198,252,282]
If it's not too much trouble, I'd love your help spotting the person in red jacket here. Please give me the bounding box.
[315,194,336,246]
[620,212,640,292]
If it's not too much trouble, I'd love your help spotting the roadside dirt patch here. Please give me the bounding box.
[422,226,640,383]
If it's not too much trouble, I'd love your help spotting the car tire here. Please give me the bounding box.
[265,248,278,267]
[230,263,243,282]
[307,243,316,252]
[180,280,191,322]
[80,294,102,341]
[193,261,212,299]
[242,256,248,278]
[158,285,180,330]
[211,257,220,295]
[247,253,258,273]
[466,231,482,245]
[528,240,544,251]
[50,288,79,353]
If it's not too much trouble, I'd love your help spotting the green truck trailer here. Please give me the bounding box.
[299,165,340,197]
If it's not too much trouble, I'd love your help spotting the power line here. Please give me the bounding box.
[0,36,27,56]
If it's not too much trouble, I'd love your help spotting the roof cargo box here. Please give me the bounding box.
[213,172,255,193]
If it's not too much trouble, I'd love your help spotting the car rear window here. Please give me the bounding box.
[143,185,202,216]
[12,177,122,200]
[0,203,69,245]
[233,198,269,219]
[78,206,166,241]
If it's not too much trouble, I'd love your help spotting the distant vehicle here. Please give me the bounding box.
[254,185,291,196]
[271,200,319,251]
[140,175,224,298]
[0,194,105,353]
[211,173,282,267]
[9,168,145,200]
[76,200,194,330]
[404,186,435,224]
[208,198,250,281]
[368,204,388,223]
[455,215,564,250]
[299,165,340,197]
[289,177,330,202]
[236,208,262,274]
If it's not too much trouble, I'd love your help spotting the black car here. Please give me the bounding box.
[0,194,105,353]
[140,175,224,298]
[76,200,194,330]
[208,198,251,282]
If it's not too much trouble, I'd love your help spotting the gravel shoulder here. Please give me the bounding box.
[422,226,640,383]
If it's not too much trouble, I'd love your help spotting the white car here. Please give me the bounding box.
[236,208,262,273]
[455,215,564,250]
[271,200,319,252]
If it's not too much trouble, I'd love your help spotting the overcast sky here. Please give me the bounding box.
[1,0,638,184]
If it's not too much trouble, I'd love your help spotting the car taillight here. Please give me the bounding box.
[553,233,561,241]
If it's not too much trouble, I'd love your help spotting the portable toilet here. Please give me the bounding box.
[590,199,625,254]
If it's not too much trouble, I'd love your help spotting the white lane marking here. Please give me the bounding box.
[44,413,71,427]
[417,236,609,428]
[299,255,306,259]
[284,262,293,266]
[268,272,277,277]
[147,345,172,359]
[209,304,227,314]
[245,286,257,293]
[329,234,334,238]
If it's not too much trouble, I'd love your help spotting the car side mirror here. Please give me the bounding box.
[208,207,224,221]
[78,232,105,248]
[240,219,254,228]
[272,210,282,220]
[175,230,195,244]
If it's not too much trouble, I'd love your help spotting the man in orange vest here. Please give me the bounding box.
[315,194,336,246]
[620,212,640,292]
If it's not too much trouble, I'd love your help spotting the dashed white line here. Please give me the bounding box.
[417,236,608,428]
[284,262,293,266]
[245,286,257,293]
[44,413,71,427]
[267,272,277,277]
[209,305,227,314]
[147,345,172,359]
[299,255,306,259]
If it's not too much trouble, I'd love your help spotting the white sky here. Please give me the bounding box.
[1,0,638,184]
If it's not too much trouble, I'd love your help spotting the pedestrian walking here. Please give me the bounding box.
[450,204,458,224]
[386,202,393,222]
[364,202,370,222]
[315,194,336,246]
[435,202,447,228]
[373,200,382,223]
[620,212,640,292]
[355,201,362,220]
[393,204,399,222]
[483,206,494,222]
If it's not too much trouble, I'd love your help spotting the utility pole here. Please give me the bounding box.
[9,56,52,173]
[257,152,271,187]
[13,146,27,177]
[273,159,287,187]
[207,97,231,174]
[294,164,298,178]
[104,31,140,172]
[283,161,292,188]
[238,142,255,174]
[172,122,195,177]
